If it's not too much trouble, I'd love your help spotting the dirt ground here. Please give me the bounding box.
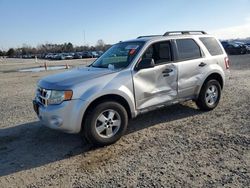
[0,56,249,187]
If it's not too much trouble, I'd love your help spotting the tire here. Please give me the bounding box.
[196,79,221,111]
[83,101,128,146]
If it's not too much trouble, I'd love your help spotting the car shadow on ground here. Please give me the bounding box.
[0,103,203,177]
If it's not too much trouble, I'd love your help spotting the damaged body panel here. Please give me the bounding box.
[175,58,208,99]
[133,63,177,110]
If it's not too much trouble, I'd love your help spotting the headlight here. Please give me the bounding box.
[47,90,73,105]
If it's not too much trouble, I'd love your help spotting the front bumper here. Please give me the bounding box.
[33,99,88,133]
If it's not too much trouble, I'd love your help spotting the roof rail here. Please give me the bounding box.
[137,35,162,39]
[163,31,207,36]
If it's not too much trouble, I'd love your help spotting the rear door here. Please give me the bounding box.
[133,41,178,110]
[173,38,208,98]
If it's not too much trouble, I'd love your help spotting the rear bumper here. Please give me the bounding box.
[33,99,88,133]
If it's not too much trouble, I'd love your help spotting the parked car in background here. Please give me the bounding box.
[97,51,104,57]
[22,54,33,59]
[235,41,250,53]
[73,52,83,59]
[246,43,250,53]
[45,53,56,59]
[64,53,74,60]
[39,54,47,59]
[38,51,106,60]
[221,41,247,55]
[54,53,66,60]
[90,51,99,58]
[82,51,93,58]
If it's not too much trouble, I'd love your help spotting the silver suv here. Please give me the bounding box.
[33,31,230,146]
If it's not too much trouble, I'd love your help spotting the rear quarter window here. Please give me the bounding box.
[176,39,202,60]
[200,37,224,56]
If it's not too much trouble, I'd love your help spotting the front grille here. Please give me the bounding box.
[36,87,50,106]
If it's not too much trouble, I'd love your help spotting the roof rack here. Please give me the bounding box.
[163,31,207,36]
[137,35,162,39]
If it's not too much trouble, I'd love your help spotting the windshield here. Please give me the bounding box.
[91,42,144,69]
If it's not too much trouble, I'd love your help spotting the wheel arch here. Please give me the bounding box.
[81,94,132,130]
[197,72,224,97]
[195,72,224,99]
[203,73,224,90]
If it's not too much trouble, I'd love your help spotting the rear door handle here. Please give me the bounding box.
[199,62,207,67]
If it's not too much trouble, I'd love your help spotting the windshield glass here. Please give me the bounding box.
[91,42,144,69]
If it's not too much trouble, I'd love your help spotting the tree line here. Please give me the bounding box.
[0,39,111,58]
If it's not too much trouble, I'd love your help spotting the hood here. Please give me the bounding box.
[38,66,114,90]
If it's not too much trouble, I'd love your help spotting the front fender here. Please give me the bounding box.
[75,69,137,118]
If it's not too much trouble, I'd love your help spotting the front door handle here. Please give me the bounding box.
[162,69,173,74]
[199,62,207,67]
[162,68,173,77]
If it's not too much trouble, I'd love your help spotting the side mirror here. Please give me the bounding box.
[136,58,155,70]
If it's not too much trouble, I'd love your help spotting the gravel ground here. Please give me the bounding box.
[0,56,249,187]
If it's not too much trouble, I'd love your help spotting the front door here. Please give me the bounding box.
[132,41,178,110]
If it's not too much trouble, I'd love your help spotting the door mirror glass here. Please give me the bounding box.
[136,58,155,70]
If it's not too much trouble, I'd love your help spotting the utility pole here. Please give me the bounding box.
[83,30,86,46]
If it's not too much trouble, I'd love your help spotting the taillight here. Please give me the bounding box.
[224,57,229,69]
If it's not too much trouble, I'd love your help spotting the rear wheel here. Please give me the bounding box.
[196,79,221,111]
[83,101,128,146]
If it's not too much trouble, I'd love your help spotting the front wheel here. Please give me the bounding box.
[83,101,128,146]
[196,79,221,111]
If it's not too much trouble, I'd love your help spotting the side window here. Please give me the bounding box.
[142,41,172,65]
[200,37,224,56]
[176,39,202,60]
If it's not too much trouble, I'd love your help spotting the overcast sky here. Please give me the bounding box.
[0,0,250,50]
